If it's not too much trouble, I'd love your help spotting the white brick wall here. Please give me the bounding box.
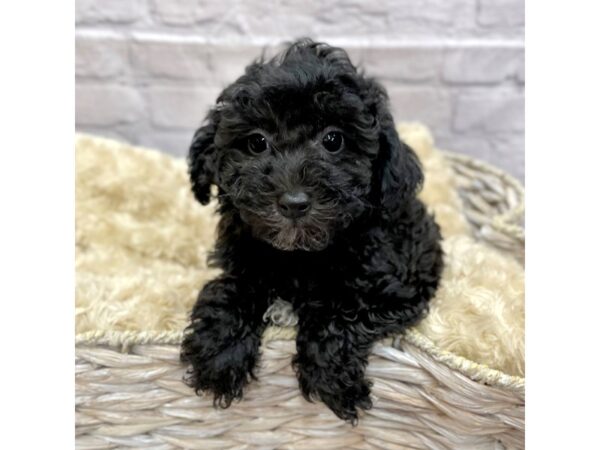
[75,0,524,181]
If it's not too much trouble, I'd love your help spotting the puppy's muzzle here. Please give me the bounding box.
[277,191,312,219]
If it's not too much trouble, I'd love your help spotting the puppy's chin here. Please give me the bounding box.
[267,223,331,252]
[239,209,332,252]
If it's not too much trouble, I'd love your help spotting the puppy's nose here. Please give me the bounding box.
[277,191,311,219]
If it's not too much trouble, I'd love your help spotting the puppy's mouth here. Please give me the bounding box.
[269,219,331,252]
[239,207,332,252]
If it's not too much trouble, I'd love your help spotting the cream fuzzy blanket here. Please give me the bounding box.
[75,124,524,377]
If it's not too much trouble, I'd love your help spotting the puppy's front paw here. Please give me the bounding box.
[295,362,373,424]
[315,377,373,424]
[181,325,261,408]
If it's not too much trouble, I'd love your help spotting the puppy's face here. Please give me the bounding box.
[189,40,423,251]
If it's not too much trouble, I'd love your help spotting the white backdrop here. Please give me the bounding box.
[75,0,524,180]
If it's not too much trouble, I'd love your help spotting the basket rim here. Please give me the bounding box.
[75,151,525,391]
[74,326,525,392]
[443,150,525,241]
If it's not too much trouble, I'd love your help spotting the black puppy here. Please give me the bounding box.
[181,39,443,423]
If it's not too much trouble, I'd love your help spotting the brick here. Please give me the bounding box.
[148,0,475,39]
[74,126,128,143]
[490,135,524,181]
[366,0,474,37]
[358,46,443,82]
[229,1,392,39]
[477,0,524,28]
[516,53,525,84]
[208,44,270,85]
[76,34,128,79]
[131,37,212,80]
[453,89,524,132]
[236,0,475,39]
[442,46,522,84]
[195,0,243,33]
[150,0,200,26]
[130,37,268,83]
[389,0,475,27]
[436,133,523,181]
[76,0,146,24]
[136,131,196,157]
[305,1,394,38]
[387,87,453,132]
[146,86,222,129]
[76,85,145,126]
[436,134,495,159]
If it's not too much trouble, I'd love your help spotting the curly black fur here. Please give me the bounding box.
[180,39,444,423]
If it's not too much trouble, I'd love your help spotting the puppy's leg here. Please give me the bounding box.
[293,309,374,424]
[293,297,430,423]
[180,275,267,407]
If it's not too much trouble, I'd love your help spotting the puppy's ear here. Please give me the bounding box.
[376,122,423,210]
[363,78,423,210]
[188,108,220,205]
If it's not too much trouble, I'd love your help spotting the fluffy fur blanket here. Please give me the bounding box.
[75,123,524,377]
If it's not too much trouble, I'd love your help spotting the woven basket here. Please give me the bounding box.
[75,152,525,450]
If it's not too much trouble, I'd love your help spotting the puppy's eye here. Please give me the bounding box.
[322,131,344,153]
[247,134,269,155]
